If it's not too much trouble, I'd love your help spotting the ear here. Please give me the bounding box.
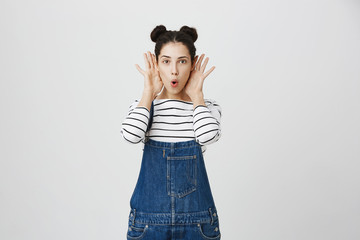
[191,55,198,71]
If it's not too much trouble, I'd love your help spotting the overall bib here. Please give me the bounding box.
[126,139,221,240]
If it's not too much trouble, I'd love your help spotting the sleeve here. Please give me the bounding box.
[193,99,222,145]
[120,100,150,144]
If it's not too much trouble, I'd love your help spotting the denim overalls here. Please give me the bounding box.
[126,138,221,240]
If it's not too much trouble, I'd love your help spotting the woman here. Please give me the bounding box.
[121,25,222,240]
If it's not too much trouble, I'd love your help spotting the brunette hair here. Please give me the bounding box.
[150,25,198,63]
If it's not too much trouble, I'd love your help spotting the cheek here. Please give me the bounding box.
[181,66,191,78]
[158,67,167,79]
[159,71,167,80]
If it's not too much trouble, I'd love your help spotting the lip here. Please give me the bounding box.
[170,79,178,87]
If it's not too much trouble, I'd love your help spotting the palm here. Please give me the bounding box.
[185,54,215,99]
[135,51,163,95]
[185,70,203,93]
[146,68,162,93]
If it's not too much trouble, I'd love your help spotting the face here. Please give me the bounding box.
[157,42,193,100]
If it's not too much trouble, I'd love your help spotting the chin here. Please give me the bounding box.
[163,86,184,95]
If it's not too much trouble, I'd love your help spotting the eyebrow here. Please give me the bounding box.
[160,55,189,59]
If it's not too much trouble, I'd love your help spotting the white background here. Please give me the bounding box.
[1,0,359,239]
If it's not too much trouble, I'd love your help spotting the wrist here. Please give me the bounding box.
[189,91,204,101]
[138,91,156,111]
[190,92,205,109]
[142,89,157,100]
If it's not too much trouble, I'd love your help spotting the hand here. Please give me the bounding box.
[135,51,163,98]
[184,54,215,101]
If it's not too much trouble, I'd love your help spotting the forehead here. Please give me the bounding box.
[159,42,190,57]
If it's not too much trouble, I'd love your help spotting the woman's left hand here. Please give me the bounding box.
[184,54,215,101]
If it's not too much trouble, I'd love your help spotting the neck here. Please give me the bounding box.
[157,89,192,102]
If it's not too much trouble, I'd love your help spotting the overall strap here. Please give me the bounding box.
[146,101,154,133]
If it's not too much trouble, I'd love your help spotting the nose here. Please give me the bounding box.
[171,63,178,76]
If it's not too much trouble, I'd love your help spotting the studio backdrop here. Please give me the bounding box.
[0,0,359,239]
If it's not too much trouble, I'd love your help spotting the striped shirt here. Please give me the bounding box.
[120,99,221,151]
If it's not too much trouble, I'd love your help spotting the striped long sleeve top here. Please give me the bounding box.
[120,99,221,150]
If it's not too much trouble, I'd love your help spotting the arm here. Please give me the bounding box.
[184,54,221,145]
[193,99,222,145]
[120,51,163,143]
[120,101,150,144]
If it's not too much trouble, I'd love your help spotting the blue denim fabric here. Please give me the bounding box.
[127,139,221,240]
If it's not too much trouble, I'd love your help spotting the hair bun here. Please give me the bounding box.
[150,25,167,42]
[179,26,198,42]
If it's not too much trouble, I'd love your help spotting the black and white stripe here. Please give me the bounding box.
[120,101,150,144]
[120,99,221,147]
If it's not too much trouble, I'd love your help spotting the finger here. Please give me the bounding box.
[203,66,216,80]
[147,52,154,69]
[135,64,145,75]
[151,53,158,71]
[154,55,160,71]
[147,51,154,69]
[200,57,209,73]
[192,56,198,70]
[196,54,205,70]
[143,53,150,70]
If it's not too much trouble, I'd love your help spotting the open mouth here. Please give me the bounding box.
[171,79,178,87]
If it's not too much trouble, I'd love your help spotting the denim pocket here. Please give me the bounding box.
[127,210,149,240]
[167,155,197,198]
[127,222,148,240]
[197,209,221,240]
[197,219,221,240]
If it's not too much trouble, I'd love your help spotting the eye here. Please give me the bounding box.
[180,60,187,64]
[162,60,169,64]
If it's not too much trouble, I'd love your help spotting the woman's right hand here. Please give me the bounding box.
[135,51,163,98]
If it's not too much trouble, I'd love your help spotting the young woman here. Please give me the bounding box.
[121,25,222,240]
